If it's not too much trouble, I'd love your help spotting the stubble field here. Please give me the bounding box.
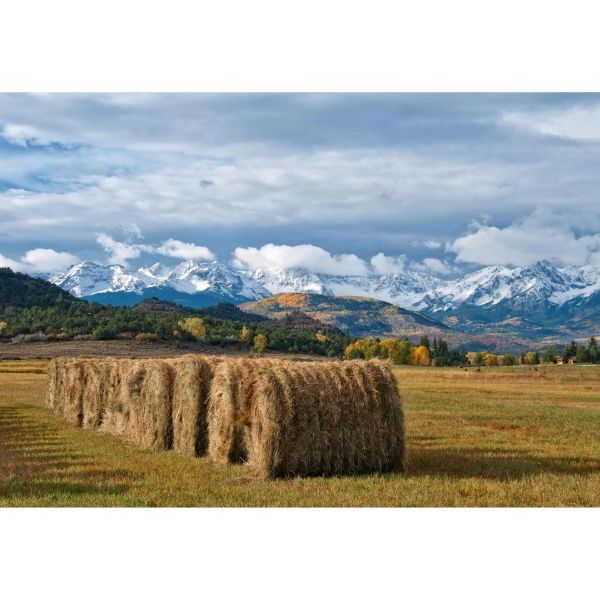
[1,359,599,506]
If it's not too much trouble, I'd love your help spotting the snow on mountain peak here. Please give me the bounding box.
[47,258,600,314]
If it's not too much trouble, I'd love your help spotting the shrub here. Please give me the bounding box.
[93,326,116,340]
[134,332,160,344]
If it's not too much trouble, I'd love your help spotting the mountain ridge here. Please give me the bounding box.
[45,258,600,339]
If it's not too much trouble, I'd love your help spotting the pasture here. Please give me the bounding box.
[1,359,599,506]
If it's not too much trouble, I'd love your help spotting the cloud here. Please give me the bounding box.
[96,233,143,266]
[155,239,215,261]
[21,248,78,272]
[0,248,78,273]
[502,104,600,140]
[411,257,454,276]
[1,124,48,147]
[0,253,24,271]
[447,212,600,267]
[370,253,407,275]
[3,93,600,267]
[96,231,216,265]
[410,240,442,249]
[233,243,370,276]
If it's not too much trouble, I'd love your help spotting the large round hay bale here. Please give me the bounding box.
[207,358,267,464]
[123,359,174,451]
[81,359,114,429]
[170,355,221,457]
[207,358,405,478]
[100,358,132,438]
[45,357,61,411]
[62,359,86,427]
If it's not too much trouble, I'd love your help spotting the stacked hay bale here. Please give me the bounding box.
[46,355,406,478]
[45,357,63,414]
[170,355,222,457]
[123,359,174,451]
[207,358,405,478]
[81,359,114,429]
[61,359,86,427]
[207,358,273,464]
[99,358,131,438]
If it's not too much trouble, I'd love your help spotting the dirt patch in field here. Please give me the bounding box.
[0,340,331,361]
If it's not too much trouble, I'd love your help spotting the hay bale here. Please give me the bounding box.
[46,357,74,417]
[207,358,267,464]
[81,359,113,429]
[100,358,132,438]
[207,358,405,478]
[45,357,61,411]
[170,355,221,457]
[123,359,174,451]
[62,359,86,427]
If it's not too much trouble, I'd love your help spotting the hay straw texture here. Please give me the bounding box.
[170,355,221,457]
[61,359,86,427]
[81,359,113,429]
[207,359,270,464]
[99,358,131,438]
[122,359,174,451]
[45,357,62,413]
[207,359,405,478]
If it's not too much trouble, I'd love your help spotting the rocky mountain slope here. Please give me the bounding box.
[239,293,527,352]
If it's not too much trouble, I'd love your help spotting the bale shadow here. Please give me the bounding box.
[0,404,136,503]
[407,444,600,481]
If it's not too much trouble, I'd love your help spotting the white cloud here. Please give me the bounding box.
[370,253,407,275]
[411,257,454,276]
[448,212,600,267]
[96,231,216,265]
[0,248,78,273]
[21,248,78,272]
[2,124,48,147]
[0,253,24,271]
[410,240,442,249]
[96,233,142,266]
[233,243,369,276]
[502,105,600,140]
[155,239,215,261]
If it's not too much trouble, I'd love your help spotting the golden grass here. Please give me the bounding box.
[2,362,600,506]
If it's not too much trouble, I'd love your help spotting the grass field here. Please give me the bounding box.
[1,359,599,506]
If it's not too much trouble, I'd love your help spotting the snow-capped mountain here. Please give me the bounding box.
[50,262,147,297]
[47,259,600,334]
[49,260,269,308]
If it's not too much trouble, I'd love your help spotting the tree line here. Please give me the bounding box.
[0,300,350,357]
[344,336,467,366]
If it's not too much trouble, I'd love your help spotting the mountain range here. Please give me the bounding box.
[47,259,600,341]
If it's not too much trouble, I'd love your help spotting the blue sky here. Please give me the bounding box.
[2,93,600,276]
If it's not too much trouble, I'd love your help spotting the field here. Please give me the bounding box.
[1,359,599,506]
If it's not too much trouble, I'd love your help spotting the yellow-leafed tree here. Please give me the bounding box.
[484,353,499,367]
[411,344,431,366]
[178,317,207,341]
[0,321,7,336]
[379,338,411,365]
[240,325,251,344]
[254,333,267,356]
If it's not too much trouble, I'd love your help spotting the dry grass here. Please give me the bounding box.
[2,361,600,506]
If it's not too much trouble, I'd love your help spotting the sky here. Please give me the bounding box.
[2,92,600,278]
